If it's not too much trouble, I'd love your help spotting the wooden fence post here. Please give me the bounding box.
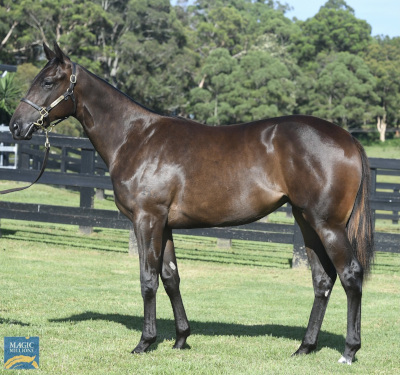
[79,148,95,234]
[18,146,29,169]
[217,238,232,249]
[292,221,308,268]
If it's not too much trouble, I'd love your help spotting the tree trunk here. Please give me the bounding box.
[214,96,219,126]
[198,74,206,88]
[377,114,387,142]
[0,21,18,51]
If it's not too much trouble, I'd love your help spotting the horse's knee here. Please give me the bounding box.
[313,272,336,298]
[141,276,159,299]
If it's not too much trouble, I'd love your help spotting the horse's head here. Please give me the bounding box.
[10,42,77,140]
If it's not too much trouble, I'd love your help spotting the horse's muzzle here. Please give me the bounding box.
[10,121,36,140]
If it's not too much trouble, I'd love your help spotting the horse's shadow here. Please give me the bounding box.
[0,317,31,326]
[49,311,344,354]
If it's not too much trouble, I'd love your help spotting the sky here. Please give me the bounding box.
[284,0,399,38]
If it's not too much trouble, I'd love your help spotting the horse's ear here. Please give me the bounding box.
[53,42,68,63]
[43,43,56,61]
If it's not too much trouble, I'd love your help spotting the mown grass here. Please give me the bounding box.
[0,220,399,375]
[363,138,400,159]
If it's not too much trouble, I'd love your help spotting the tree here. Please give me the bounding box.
[244,0,296,46]
[187,0,296,58]
[292,0,372,66]
[365,36,400,141]
[189,48,239,125]
[189,46,300,125]
[301,52,380,128]
[116,0,195,115]
[233,49,298,122]
[186,0,301,124]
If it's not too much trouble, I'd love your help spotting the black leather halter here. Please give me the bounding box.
[20,62,77,134]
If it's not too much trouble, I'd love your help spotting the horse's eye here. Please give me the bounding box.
[43,80,53,89]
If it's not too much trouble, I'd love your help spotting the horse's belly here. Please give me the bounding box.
[167,184,286,229]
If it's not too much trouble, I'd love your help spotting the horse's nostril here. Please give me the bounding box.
[12,123,20,135]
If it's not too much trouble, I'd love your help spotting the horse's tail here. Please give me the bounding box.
[347,137,375,276]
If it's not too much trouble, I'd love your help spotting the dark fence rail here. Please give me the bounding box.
[0,133,399,266]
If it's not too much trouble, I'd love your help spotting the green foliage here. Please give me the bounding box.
[364,36,400,127]
[14,63,40,95]
[189,48,238,124]
[0,72,21,122]
[1,0,399,134]
[302,52,380,127]
[114,0,194,114]
[292,0,372,66]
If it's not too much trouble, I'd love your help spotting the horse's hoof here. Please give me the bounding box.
[292,344,316,356]
[338,356,352,365]
[173,337,188,350]
[131,346,146,354]
[131,340,154,354]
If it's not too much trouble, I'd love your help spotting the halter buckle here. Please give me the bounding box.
[39,107,49,118]
[44,130,50,148]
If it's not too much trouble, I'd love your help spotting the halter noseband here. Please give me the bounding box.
[20,62,77,144]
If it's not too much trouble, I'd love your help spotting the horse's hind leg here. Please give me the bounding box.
[292,207,337,356]
[315,224,363,364]
[160,228,190,349]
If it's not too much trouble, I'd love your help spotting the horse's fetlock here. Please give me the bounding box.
[142,333,157,344]
[179,325,191,338]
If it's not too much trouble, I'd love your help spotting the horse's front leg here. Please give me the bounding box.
[131,212,166,354]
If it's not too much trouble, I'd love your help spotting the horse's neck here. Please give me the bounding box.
[74,66,160,167]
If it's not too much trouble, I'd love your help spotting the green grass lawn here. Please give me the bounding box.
[363,138,400,159]
[0,220,399,375]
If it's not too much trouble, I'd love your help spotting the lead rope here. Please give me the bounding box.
[0,116,72,195]
[0,135,50,195]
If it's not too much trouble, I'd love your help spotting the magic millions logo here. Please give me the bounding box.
[4,337,39,370]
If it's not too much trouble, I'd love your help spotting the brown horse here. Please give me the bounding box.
[10,43,374,364]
